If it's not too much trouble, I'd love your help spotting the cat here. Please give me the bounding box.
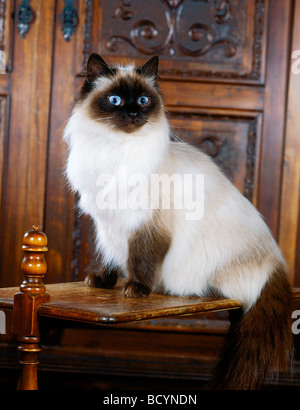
[63,53,293,390]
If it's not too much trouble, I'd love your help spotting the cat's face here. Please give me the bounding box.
[80,54,164,134]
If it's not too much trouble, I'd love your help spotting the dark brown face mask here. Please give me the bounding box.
[81,54,162,133]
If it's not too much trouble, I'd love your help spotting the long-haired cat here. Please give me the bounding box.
[63,53,293,390]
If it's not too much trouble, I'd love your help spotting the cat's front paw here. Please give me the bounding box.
[123,281,151,298]
[85,271,118,289]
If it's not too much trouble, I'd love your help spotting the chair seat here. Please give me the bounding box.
[0,280,246,325]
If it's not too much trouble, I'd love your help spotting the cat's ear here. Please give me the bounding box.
[140,56,159,78]
[87,53,112,82]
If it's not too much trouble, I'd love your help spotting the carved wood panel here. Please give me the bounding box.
[168,111,261,203]
[82,0,267,83]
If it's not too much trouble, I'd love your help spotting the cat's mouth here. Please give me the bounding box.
[115,114,147,133]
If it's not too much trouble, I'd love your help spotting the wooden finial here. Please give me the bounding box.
[13,226,50,390]
[20,226,48,294]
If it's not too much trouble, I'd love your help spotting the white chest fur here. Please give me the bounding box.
[64,105,170,266]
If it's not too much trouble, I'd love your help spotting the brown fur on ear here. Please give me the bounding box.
[87,53,114,82]
[140,56,159,78]
[124,211,171,298]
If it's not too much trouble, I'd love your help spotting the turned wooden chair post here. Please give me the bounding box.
[12,226,50,390]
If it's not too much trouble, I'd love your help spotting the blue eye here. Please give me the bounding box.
[109,95,122,106]
[138,96,150,105]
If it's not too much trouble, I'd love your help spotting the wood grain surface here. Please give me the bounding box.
[0,281,242,324]
[1,281,300,325]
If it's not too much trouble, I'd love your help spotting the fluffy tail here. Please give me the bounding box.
[210,265,294,390]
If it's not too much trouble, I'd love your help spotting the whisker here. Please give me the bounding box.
[169,131,184,143]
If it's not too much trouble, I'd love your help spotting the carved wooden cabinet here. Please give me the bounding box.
[101,0,264,81]
[0,0,300,388]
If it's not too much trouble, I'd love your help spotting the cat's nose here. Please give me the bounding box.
[128,112,138,118]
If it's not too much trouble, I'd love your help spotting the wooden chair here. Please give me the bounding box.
[0,226,299,390]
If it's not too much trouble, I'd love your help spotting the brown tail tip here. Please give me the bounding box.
[210,266,293,390]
